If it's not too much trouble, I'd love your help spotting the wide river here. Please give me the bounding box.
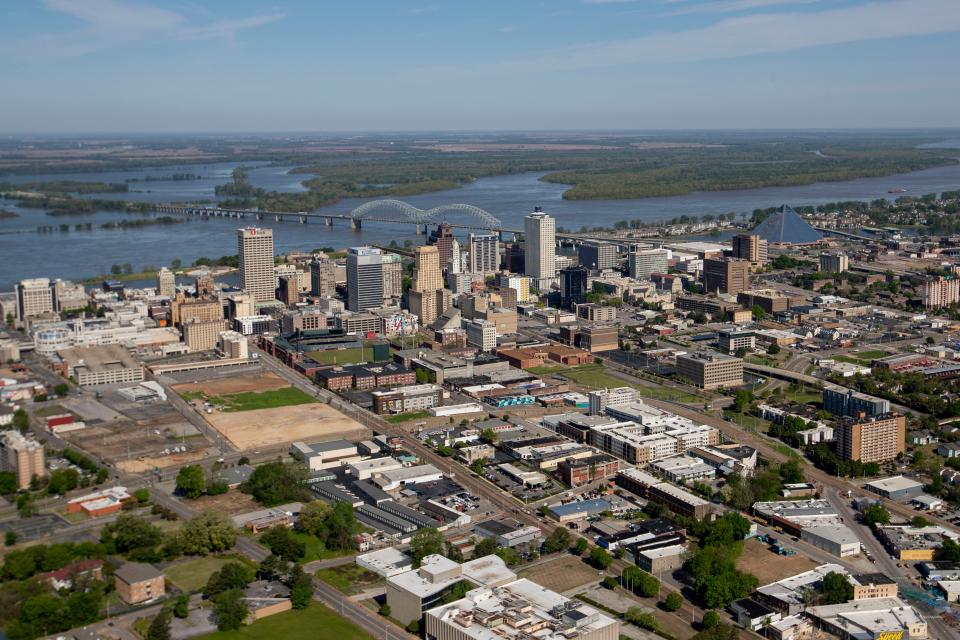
[2,150,960,291]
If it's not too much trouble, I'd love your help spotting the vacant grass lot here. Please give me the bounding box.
[315,563,384,595]
[536,364,703,403]
[385,410,431,424]
[165,555,255,592]
[217,387,316,413]
[196,603,374,640]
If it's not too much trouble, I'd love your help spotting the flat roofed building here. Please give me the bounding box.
[0,431,46,490]
[718,329,755,354]
[878,525,960,561]
[806,598,926,640]
[628,248,669,280]
[114,562,164,605]
[864,475,924,500]
[822,386,890,418]
[347,246,385,312]
[579,241,617,271]
[835,414,905,463]
[676,352,743,389]
[588,387,638,416]
[182,318,223,351]
[736,289,801,314]
[424,577,619,640]
[57,343,144,386]
[732,234,768,265]
[15,278,54,322]
[819,252,849,274]
[703,258,750,295]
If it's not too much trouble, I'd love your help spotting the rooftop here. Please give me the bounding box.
[114,562,162,584]
[807,598,924,637]
[864,475,923,493]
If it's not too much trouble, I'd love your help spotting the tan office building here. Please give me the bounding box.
[114,563,165,605]
[382,254,404,300]
[16,278,54,322]
[238,227,275,302]
[0,431,46,490]
[732,234,768,265]
[182,319,224,352]
[836,414,906,463]
[703,258,751,295]
[172,294,223,326]
[676,352,744,389]
[156,268,176,298]
[310,256,337,297]
[413,246,443,292]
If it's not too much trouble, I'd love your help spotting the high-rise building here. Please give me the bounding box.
[836,414,906,463]
[413,246,443,292]
[227,293,254,320]
[237,227,275,302]
[579,242,617,271]
[409,288,452,325]
[921,276,960,309]
[468,234,499,276]
[0,431,46,490]
[497,274,531,304]
[194,272,216,297]
[464,319,497,352]
[819,252,849,274]
[732,234,768,265]
[347,247,384,312]
[382,254,404,301]
[427,223,456,272]
[448,239,463,275]
[703,258,751,295]
[502,242,525,274]
[310,256,337,297]
[628,248,670,280]
[560,266,588,310]
[15,278,54,322]
[50,279,88,313]
[524,208,556,284]
[156,268,176,298]
[182,319,223,352]
[277,274,299,306]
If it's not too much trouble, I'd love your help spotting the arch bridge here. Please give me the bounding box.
[349,199,502,229]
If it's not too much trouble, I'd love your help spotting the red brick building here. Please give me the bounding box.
[557,454,621,487]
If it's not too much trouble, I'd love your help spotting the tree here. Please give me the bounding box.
[473,537,499,559]
[820,571,853,605]
[324,502,359,551]
[173,593,190,619]
[574,537,588,555]
[624,607,658,631]
[542,527,571,554]
[294,500,332,537]
[589,547,612,569]
[861,503,891,527]
[133,488,150,503]
[406,620,420,634]
[13,409,28,431]
[444,541,464,563]
[146,609,171,640]
[940,538,960,563]
[212,589,248,631]
[732,390,754,413]
[205,562,255,598]
[602,576,618,589]
[46,468,80,495]
[379,603,391,617]
[911,515,931,528]
[53,383,69,397]
[101,514,162,554]
[288,565,313,609]
[495,547,522,566]
[767,344,781,355]
[752,305,766,320]
[692,622,741,640]
[702,610,721,629]
[410,528,446,567]
[664,592,683,611]
[261,526,306,562]
[176,511,237,555]
[0,472,16,495]
[240,461,308,506]
[479,428,498,445]
[622,566,660,597]
[176,465,206,499]
[5,530,18,546]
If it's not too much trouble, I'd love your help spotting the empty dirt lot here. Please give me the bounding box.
[518,555,601,594]
[171,371,288,397]
[736,538,817,585]
[205,403,368,450]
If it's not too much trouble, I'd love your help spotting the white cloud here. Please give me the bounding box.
[472,0,960,74]
[662,0,821,16]
[14,0,285,57]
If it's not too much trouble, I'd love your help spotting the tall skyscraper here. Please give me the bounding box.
[524,208,556,284]
[468,233,499,276]
[310,256,337,297]
[277,274,299,306]
[381,253,404,301]
[427,223,456,272]
[346,247,384,312]
[560,266,588,310]
[156,267,176,298]
[413,246,443,292]
[15,278,54,322]
[237,227,275,302]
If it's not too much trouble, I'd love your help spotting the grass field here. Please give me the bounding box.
[216,387,317,413]
[165,556,254,592]
[306,344,387,366]
[385,410,431,424]
[536,364,703,403]
[314,563,384,595]
[196,603,374,640]
[737,539,816,584]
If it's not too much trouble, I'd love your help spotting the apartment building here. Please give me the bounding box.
[0,431,46,489]
[732,234,768,265]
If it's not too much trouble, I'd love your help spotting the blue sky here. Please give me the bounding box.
[1,0,959,132]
